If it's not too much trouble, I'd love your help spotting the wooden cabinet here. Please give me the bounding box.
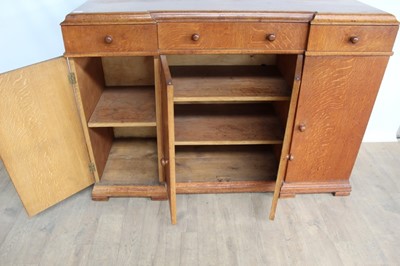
[0,0,398,224]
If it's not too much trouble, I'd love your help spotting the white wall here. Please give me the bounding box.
[0,0,399,141]
[0,0,86,73]
[358,0,400,142]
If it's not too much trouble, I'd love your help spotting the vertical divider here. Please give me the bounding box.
[269,54,304,220]
[159,55,177,224]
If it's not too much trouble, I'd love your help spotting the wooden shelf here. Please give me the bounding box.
[174,104,284,145]
[98,138,159,186]
[88,86,156,128]
[175,145,278,183]
[171,65,290,103]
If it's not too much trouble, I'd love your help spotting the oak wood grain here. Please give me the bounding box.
[154,58,165,182]
[167,54,276,66]
[174,104,284,145]
[175,145,278,183]
[92,185,166,198]
[102,56,155,86]
[62,25,157,56]
[113,127,157,138]
[171,65,290,103]
[98,139,159,186]
[68,58,101,182]
[175,180,275,193]
[88,128,114,179]
[73,57,113,179]
[280,180,351,195]
[308,25,398,52]
[160,55,177,224]
[158,22,308,51]
[270,54,304,219]
[0,58,93,216]
[88,87,156,128]
[285,56,390,184]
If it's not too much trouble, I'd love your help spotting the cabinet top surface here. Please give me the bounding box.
[71,0,385,14]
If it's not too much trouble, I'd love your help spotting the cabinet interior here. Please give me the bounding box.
[73,56,160,186]
[167,54,298,187]
[72,53,300,189]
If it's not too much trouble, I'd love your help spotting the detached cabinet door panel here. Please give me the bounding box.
[0,58,94,216]
[286,56,389,183]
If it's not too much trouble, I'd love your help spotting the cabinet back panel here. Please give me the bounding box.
[167,54,276,66]
[102,57,155,86]
[114,127,157,138]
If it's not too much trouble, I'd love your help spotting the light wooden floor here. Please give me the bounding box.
[0,143,399,265]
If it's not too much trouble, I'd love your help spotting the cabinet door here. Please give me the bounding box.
[0,58,94,216]
[159,56,177,224]
[285,56,389,185]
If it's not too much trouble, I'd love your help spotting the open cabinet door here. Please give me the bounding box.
[159,56,177,224]
[0,57,94,216]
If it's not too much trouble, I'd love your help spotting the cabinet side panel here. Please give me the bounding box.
[73,57,113,179]
[285,56,389,183]
[0,58,93,216]
[73,57,105,121]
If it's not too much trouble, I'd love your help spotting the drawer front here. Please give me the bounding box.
[62,25,158,55]
[308,25,398,52]
[158,23,308,51]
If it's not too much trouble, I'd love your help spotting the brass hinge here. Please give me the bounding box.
[89,162,96,173]
[68,72,77,85]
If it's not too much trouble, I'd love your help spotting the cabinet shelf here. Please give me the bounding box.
[174,104,284,145]
[98,138,159,186]
[171,65,290,104]
[175,145,278,183]
[88,86,156,128]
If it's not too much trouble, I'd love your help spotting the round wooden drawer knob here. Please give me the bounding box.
[350,36,359,44]
[104,35,113,44]
[298,124,306,132]
[161,158,169,166]
[191,34,200,41]
[266,34,276,42]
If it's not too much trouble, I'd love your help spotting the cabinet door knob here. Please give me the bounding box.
[191,34,200,41]
[349,36,359,44]
[161,158,169,166]
[266,34,276,42]
[104,35,113,44]
[286,154,294,161]
[298,123,306,132]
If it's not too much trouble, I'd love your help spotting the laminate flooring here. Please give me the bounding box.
[0,143,399,265]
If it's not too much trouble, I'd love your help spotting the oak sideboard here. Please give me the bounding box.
[0,0,398,224]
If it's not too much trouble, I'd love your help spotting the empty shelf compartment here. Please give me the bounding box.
[171,65,290,103]
[174,103,285,145]
[89,86,156,127]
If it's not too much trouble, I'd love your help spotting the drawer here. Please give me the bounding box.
[308,25,398,52]
[62,25,158,55]
[158,23,308,51]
